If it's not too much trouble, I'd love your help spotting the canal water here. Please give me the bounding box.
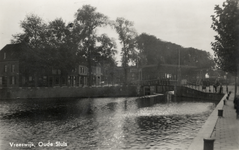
[0,96,217,150]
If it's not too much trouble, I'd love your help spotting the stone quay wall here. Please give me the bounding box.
[176,86,224,100]
[0,86,137,100]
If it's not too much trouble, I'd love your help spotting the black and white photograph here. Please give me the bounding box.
[0,0,239,149]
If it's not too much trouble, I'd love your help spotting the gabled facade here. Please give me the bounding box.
[0,43,28,88]
[0,43,106,88]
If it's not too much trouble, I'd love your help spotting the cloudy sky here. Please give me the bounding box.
[0,0,225,59]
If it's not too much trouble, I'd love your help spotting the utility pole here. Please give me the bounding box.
[178,48,181,86]
[175,48,181,97]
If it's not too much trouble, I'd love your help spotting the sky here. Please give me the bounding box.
[0,0,225,62]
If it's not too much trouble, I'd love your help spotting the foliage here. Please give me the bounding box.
[11,6,117,82]
[211,0,239,75]
[12,15,79,74]
[114,17,138,84]
[11,14,47,49]
[136,33,166,65]
[136,33,214,68]
[73,5,116,86]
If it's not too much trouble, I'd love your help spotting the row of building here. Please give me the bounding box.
[0,43,127,88]
[0,43,209,89]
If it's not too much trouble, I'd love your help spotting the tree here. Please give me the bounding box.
[11,14,47,49]
[12,15,78,75]
[136,33,215,69]
[44,18,79,73]
[114,17,138,85]
[74,5,116,86]
[211,0,239,75]
[211,0,239,96]
[136,33,166,65]
[11,14,48,82]
[96,34,117,63]
[47,18,69,48]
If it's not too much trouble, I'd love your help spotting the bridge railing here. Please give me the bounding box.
[140,79,177,86]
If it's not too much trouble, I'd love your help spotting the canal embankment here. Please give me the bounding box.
[0,86,137,99]
[0,85,225,100]
[188,93,227,150]
[177,85,224,101]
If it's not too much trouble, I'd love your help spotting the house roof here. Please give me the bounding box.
[1,43,31,52]
[0,43,33,61]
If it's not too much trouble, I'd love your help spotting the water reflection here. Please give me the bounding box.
[0,96,217,149]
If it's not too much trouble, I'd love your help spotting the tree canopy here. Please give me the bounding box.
[12,14,47,49]
[11,6,117,82]
[73,5,117,85]
[211,0,239,75]
[136,33,214,68]
[114,17,138,84]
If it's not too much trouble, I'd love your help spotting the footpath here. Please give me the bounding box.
[188,86,239,150]
[213,90,239,150]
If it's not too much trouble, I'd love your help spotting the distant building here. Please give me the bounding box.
[0,43,27,88]
[113,66,140,85]
[78,64,88,87]
[128,66,139,85]
[92,65,102,86]
[0,43,105,88]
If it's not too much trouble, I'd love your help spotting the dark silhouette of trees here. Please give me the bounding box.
[73,5,116,86]
[12,14,48,49]
[11,5,117,86]
[114,17,138,84]
[11,15,78,75]
[211,0,239,95]
[136,33,214,68]
[211,0,239,75]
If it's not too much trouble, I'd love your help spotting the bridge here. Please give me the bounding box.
[139,78,224,101]
[140,79,176,95]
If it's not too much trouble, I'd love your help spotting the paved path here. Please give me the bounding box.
[188,93,226,150]
[188,85,239,150]
[213,90,239,150]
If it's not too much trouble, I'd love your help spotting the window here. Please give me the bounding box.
[68,76,71,85]
[55,77,59,85]
[29,76,32,81]
[4,65,7,72]
[11,65,15,72]
[3,52,6,59]
[11,76,15,85]
[80,67,85,74]
[0,77,2,85]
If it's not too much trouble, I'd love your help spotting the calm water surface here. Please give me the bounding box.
[0,96,217,150]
